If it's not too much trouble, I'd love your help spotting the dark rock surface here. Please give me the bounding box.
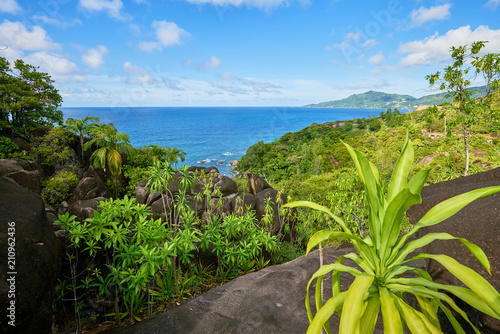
[406,167,500,332]
[68,172,110,204]
[211,175,238,197]
[231,193,256,214]
[0,159,43,194]
[102,244,384,334]
[68,197,107,222]
[135,179,149,204]
[245,171,271,195]
[0,177,61,333]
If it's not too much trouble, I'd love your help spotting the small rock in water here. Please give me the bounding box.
[223,152,232,155]
[197,160,207,164]
[217,161,224,165]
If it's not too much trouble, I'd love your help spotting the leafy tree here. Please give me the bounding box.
[472,51,500,97]
[167,146,186,168]
[0,57,62,138]
[426,41,486,176]
[84,123,136,197]
[65,116,100,161]
[31,127,75,170]
[0,136,18,158]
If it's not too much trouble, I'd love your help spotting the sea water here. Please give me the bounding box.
[62,107,383,175]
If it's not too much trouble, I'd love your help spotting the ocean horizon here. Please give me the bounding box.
[62,106,385,175]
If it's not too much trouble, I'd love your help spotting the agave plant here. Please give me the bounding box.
[284,134,500,333]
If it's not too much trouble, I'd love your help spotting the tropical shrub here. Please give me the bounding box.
[285,134,500,333]
[0,136,18,158]
[31,127,75,169]
[41,170,79,207]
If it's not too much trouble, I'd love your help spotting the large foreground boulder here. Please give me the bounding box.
[102,244,384,334]
[0,177,61,333]
[406,167,500,332]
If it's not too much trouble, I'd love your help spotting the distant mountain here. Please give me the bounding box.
[304,86,487,109]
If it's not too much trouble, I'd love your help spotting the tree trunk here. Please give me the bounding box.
[464,127,469,176]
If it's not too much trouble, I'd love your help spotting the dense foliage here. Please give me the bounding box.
[0,57,62,138]
[286,135,500,333]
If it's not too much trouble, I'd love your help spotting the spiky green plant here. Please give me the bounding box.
[284,134,500,333]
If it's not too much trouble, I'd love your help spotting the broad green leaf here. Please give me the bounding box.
[395,297,441,334]
[407,169,430,195]
[305,230,377,274]
[339,273,374,334]
[313,273,331,333]
[436,301,467,334]
[415,295,440,330]
[399,256,500,319]
[415,186,500,231]
[359,293,381,334]
[379,188,421,262]
[392,233,491,274]
[307,292,347,334]
[387,282,480,333]
[305,262,362,322]
[283,201,351,234]
[393,185,500,258]
[387,133,412,203]
[379,287,403,334]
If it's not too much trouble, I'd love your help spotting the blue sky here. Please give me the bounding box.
[1,0,499,107]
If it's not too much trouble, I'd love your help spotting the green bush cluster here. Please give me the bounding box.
[0,136,19,159]
[31,127,75,169]
[41,170,79,207]
[55,169,278,330]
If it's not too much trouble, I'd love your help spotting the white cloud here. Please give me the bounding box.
[0,20,59,51]
[0,0,21,13]
[153,20,190,47]
[368,53,385,66]
[123,61,156,85]
[362,39,377,49]
[24,51,86,83]
[138,41,161,52]
[78,0,129,20]
[184,0,294,11]
[346,32,361,41]
[185,56,222,70]
[399,25,500,66]
[484,0,500,9]
[82,45,108,69]
[216,71,280,94]
[32,15,82,28]
[409,4,451,27]
[139,20,190,52]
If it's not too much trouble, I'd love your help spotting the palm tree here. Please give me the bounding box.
[168,146,186,168]
[83,123,136,197]
[64,116,99,161]
[145,144,171,162]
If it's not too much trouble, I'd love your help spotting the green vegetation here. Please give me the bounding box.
[0,57,62,138]
[56,176,276,331]
[304,86,487,109]
[65,116,100,161]
[285,135,500,333]
[31,127,76,170]
[84,123,136,197]
[0,136,18,158]
[42,170,79,207]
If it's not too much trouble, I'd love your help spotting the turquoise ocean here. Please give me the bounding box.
[62,107,384,175]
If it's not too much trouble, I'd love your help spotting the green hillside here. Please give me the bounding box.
[305,86,487,109]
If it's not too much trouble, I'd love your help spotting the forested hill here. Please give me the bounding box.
[304,86,487,109]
